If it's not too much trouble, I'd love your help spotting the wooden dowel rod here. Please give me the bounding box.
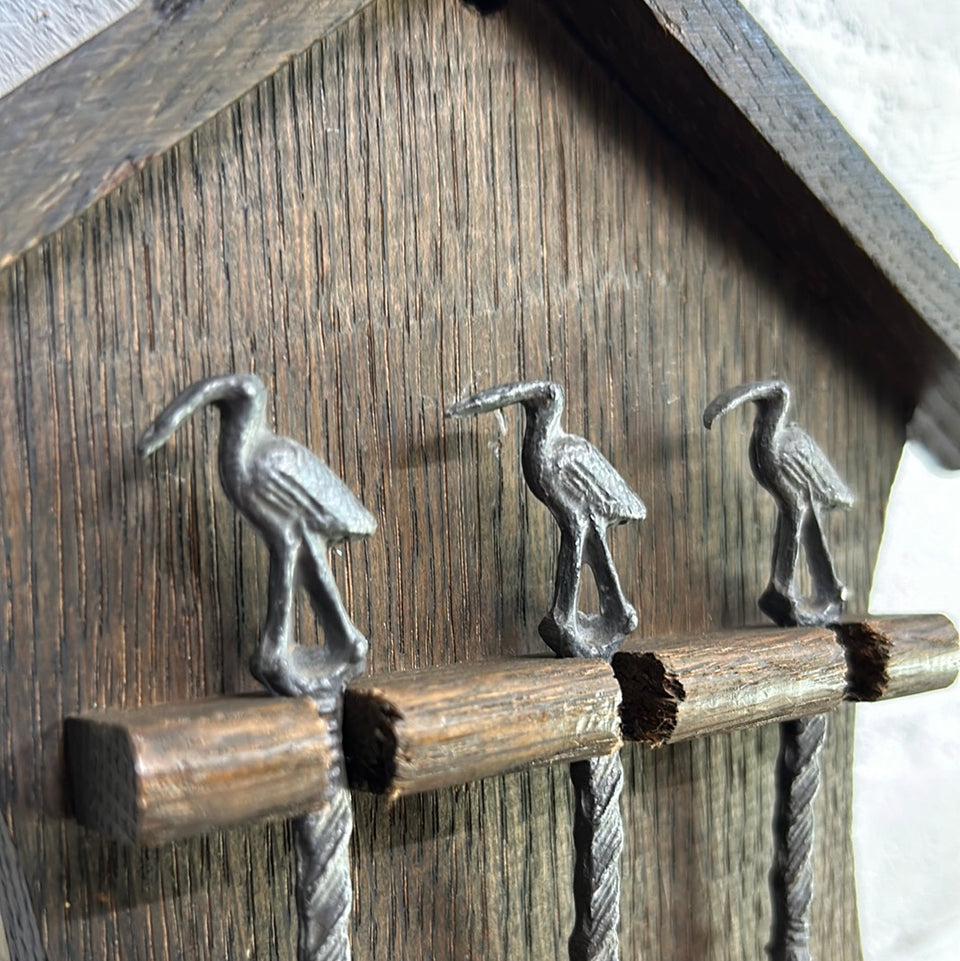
[613,626,845,745]
[65,615,956,842]
[67,658,621,841]
[612,614,958,746]
[342,657,622,799]
[65,695,332,845]
[837,613,959,701]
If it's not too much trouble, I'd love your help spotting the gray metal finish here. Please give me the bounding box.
[568,753,624,961]
[447,380,645,661]
[448,379,642,961]
[0,816,46,961]
[704,378,854,961]
[703,379,853,627]
[139,372,375,961]
[138,373,375,705]
[768,712,826,961]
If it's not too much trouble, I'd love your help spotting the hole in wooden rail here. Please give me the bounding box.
[836,623,891,701]
[610,652,685,745]
[342,689,402,793]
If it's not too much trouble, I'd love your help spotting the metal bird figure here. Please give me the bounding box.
[138,373,375,703]
[704,378,854,961]
[448,380,643,961]
[447,380,645,660]
[703,379,853,627]
[139,373,375,961]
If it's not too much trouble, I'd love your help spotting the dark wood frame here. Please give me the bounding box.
[2,3,956,959]
[0,0,374,271]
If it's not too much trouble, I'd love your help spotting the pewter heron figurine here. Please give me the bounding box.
[139,372,375,961]
[138,373,375,702]
[703,378,854,961]
[703,378,853,626]
[447,380,645,660]
[448,379,642,961]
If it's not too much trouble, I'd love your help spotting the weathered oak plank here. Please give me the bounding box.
[6,0,960,471]
[0,0,909,957]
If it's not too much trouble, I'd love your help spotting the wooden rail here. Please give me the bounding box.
[613,615,959,745]
[65,696,333,845]
[66,614,958,844]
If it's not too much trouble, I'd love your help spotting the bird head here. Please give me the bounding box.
[138,374,265,458]
[702,379,789,429]
[445,380,562,419]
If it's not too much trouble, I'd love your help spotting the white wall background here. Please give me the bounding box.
[739,3,960,958]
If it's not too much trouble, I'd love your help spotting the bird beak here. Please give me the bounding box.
[136,375,262,459]
[137,426,162,459]
[446,381,548,418]
[702,380,785,429]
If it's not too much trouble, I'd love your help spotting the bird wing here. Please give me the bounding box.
[553,434,646,524]
[251,437,377,541]
[779,425,854,510]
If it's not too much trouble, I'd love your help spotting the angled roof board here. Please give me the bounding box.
[2,0,958,461]
[0,0,373,272]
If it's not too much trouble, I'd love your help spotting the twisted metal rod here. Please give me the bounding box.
[292,700,354,961]
[767,713,827,961]
[568,752,624,961]
[294,783,353,961]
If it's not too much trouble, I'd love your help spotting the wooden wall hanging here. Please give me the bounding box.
[3,1,960,959]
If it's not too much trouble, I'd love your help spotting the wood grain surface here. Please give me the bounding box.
[0,0,907,957]
[839,613,960,701]
[65,616,956,844]
[615,626,844,744]
[344,657,621,798]
[615,616,959,745]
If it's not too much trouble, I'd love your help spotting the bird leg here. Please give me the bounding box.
[759,509,803,626]
[250,542,299,697]
[297,531,368,697]
[761,506,845,627]
[583,526,638,639]
[801,507,845,620]
[540,525,589,658]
